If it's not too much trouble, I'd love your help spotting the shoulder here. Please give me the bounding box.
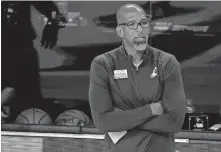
[92,47,120,69]
[150,46,179,67]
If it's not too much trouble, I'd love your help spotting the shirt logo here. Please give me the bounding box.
[114,69,128,79]
[150,67,158,78]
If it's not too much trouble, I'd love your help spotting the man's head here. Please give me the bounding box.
[116,4,151,52]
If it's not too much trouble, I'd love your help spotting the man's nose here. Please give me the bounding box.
[136,24,143,32]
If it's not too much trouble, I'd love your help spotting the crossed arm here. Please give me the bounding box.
[89,55,185,133]
[138,55,186,133]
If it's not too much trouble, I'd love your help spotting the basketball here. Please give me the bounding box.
[55,109,92,127]
[15,108,53,125]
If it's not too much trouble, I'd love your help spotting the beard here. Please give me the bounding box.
[132,36,148,52]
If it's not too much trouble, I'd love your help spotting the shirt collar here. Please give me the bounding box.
[119,43,152,62]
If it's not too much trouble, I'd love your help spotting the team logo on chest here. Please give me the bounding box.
[114,69,128,79]
[150,67,158,78]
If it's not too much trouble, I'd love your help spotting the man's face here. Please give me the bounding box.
[120,12,151,52]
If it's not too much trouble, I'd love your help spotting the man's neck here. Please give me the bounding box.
[123,43,144,64]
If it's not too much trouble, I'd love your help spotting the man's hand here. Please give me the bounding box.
[113,107,122,112]
[41,11,66,49]
[2,106,10,118]
[150,101,164,115]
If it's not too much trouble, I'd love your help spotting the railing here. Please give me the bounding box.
[2,124,221,152]
[2,123,221,141]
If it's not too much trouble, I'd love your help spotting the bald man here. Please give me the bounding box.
[89,4,186,152]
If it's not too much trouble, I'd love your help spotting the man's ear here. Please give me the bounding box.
[116,26,123,38]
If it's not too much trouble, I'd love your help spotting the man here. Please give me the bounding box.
[89,4,186,152]
[2,1,65,122]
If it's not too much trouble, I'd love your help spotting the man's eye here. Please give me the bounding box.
[141,21,149,25]
[141,21,150,27]
[128,22,136,27]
